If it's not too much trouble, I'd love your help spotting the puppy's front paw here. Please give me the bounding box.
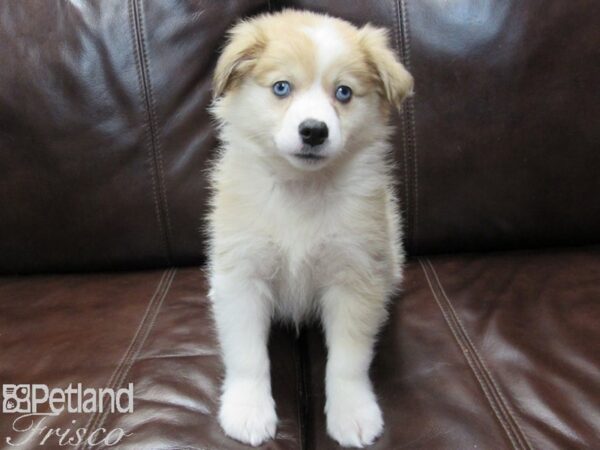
[326,382,384,448]
[219,381,277,446]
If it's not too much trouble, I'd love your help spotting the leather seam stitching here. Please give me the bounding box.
[419,258,522,450]
[398,0,419,252]
[81,268,177,450]
[136,0,174,261]
[393,0,411,241]
[300,330,312,450]
[75,267,171,450]
[294,331,306,450]
[427,259,534,450]
[128,0,166,262]
[131,0,173,264]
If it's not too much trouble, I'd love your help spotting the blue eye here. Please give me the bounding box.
[272,81,291,97]
[335,85,353,103]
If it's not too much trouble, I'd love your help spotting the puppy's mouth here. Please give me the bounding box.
[293,152,326,161]
[293,144,327,162]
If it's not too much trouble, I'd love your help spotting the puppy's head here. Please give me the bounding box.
[212,10,413,172]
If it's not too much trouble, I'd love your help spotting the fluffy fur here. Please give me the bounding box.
[207,10,413,448]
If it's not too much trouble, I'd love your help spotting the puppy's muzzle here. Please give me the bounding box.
[299,119,328,147]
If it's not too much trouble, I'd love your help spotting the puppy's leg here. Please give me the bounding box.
[321,284,387,448]
[210,271,277,446]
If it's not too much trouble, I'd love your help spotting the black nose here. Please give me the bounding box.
[299,119,328,147]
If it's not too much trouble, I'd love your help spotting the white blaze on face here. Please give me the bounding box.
[274,24,347,168]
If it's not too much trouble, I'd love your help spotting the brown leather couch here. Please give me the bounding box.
[1,1,599,449]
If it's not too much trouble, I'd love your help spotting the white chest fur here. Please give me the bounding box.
[208,147,400,325]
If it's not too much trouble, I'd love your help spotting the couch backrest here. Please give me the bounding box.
[1,0,599,274]
[292,0,600,255]
[0,0,267,273]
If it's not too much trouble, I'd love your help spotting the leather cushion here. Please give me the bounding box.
[2,249,598,449]
[289,0,600,254]
[0,268,302,449]
[2,0,600,273]
[303,248,600,449]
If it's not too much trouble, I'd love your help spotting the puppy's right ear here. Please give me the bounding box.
[358,25,414,110]
[213,20,265,99]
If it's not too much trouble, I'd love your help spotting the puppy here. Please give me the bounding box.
[208,10,413,448]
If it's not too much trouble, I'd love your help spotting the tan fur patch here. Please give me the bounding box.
[213,9,413,110]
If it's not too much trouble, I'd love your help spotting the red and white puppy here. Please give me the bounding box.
[208,10,413,448]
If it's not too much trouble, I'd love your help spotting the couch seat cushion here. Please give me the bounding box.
[304,248,600,449]
[0,268,302,450]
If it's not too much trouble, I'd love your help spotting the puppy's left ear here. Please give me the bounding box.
[213,20,266,99]
[359,25,414,109]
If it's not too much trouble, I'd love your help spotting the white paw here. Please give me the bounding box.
[326,381,384,448]
[218,381,278,446]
